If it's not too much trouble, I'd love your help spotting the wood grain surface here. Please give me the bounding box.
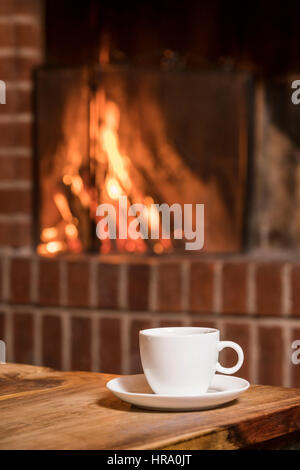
[1,363,300,450]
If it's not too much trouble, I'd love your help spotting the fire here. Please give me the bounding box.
[100,101,132,194]
[37,241,66,256]
[65,223,78,240]
[62,174,72,185]
[153,243,164,254]
[46,241,65,254]
[70,175,83,195]
[54,193,73,222]
[41,227,58,242]
[39,81,172,256]
[106,178,123,200]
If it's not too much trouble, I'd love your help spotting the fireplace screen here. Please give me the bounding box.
[36,67,250,255]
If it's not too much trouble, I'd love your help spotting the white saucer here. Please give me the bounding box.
[106,374,250,411]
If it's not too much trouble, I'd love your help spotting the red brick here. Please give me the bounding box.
[0,157,31,180]
[17,121,31,148]
[10,257,31,303]
[13,312,34,364]
[42,315,62,370]
[190,262,214,313]
[190,320,216,329]
[256,263,282,316]
[222,262,247,314]
[130,319,153,374]
[97,263,119,309]
[0,89,32,115]
[0,220,31,247]
[0,121,32,147]
[16,121,32,147]
[158,263,182,312]
[66,260,90,308]
[291,266,300,316]
[71,316,92,371]
[15,55,41,81]
[158,320,185,328]
[0,312,5,362]
[0,0,16,14]
[258,325,283,386]
[0,57,15,81]
[0,260,3,302]
[291,328,300,387]
[0,189,31,214]
[0,312,5,341]
[0,90,15,114]
[0,55,40,82]
[0,122,15,147]
[128,263,150,310]
[0,23,14,47]
[0,0,39,15]
[15,23,42,49]
[38,258,60,306]
[222,322,250,380]
[14,89,33,113]
[100,318,121,374]
[17,0,42,16]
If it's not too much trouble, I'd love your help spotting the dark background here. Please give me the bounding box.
[45,0,300,74]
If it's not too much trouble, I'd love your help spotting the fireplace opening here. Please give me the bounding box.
[34,0,300,256]
[33,0,258,257]
[35,65,250,256]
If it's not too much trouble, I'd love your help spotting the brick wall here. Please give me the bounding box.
[0,0,43,248]
[0,0,299,389]
[0,253,298,387]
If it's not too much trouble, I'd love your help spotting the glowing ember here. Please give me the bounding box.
[153,242,164,254]
[46,241,65,253]
[41,227,58,242]
[37,241,66,256]
[65,223,78,240]
[62,174,72,186]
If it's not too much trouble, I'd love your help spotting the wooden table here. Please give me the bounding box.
[1,363,300,450]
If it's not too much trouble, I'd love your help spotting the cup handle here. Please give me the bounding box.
[216,341,244,375]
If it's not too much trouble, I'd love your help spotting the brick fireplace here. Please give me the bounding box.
[4,251,300,387]
[1,0,300,389]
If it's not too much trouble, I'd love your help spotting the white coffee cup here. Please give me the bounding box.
[139,327,244,395]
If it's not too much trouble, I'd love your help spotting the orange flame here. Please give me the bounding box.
[54,193,73,222]
[40,82,171,255]
[41,227,58,242]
